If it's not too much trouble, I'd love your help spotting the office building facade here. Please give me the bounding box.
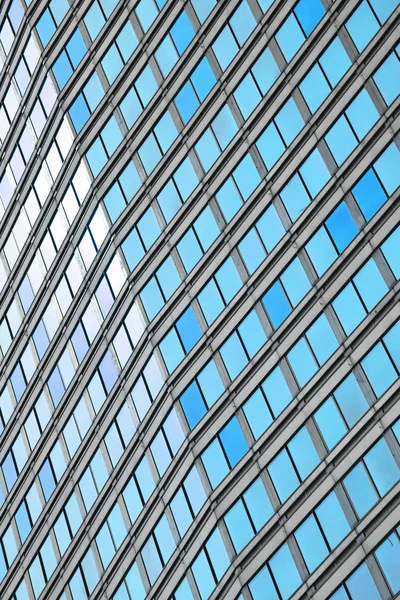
[0,0,400,598]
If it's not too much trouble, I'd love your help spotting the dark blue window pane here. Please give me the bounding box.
[180,382,206,429]
[39,460,56,500]
[325,202,358,252]
[220,417,248,466]
[69,94,90,133]
[263,282,291,329]
[66,29,87,68]
[352,169,387,221]
[176,307,202,353]
[295,0,325,36]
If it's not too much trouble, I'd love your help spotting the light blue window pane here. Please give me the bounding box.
[295,0,325,35]
[220,417,248,466]
[122,479,142,523]
[84,2,105,40]
[184,466,207,514]
[52,51,72,89]
[194,206,220,251]
[334,373,369,428]
[373,53,400,105]
[320,37,351,87]
[352,169,387,221]
[202,440,229,488]
[383,321,400,370]
[82,548,100,593]
[97,524,114,568]
[175,82,199,123]
[375,533,400,594]
[102,45,123,84]
[346,563,381,600]
[238,310,267,358]
[295,515,329,572]
[69,94,90,133]
[101,0,119,17]
[216,177,242,222]
[195,129,220,172]
[136,0,158,32]
[275,97,304,145]
[125,562,146,600]
[325,201,358,252]
[212,105,238,150]
[138,133,162,174]
[353,259,388,311]
[300,64,330,113]
[344,462,378,517]
[135,65,158,106]
[374,143,400,195]
[154,111,178,153]
[215,257,242,303]
[177,229,203,272]
[269,544,302,600]
[192,552,215,600]
[116,21,138,62]
[120,88,142,128]
[306,227,337,276]
[325,115,358,166]
[101,116,123,155]
[233,153,261,199]
[281,257,311,306]
[263,282,291,329]
[198,280,224,325]
[197,360,225,407]
[151,432,171,476]
[206,528,230,580]
[142,537,162,584]
[230,1,257,46]
[268,449,299,502]
[159,329,184,373]
[191,57,216,101]
[157,256,181,298]
[83,72,104,112]
[191,0,216,24]
[346,2,379,53]
[234,74,262,119]
[369,0,399,23]
[171,489,192,536]
[256,123,285,170]
[170,10,195,54]
[262,366,293,416]
[314,397,347,450]
[220,332,248,380]
[50,0,69,25]
[154,515,176,562]
[252,46,280,94]
[333,284,366,335]
[280,173,311,221]
[176,307,202,353]
[249,567,280,600]
[213,26,239,71]
[174,158,199,202]
[257,205,285,252]
[37,10,56,47]
[157,180,181,223]
[306,314,338,365]
[135,457,155,502]
[288,338,318,387]
[175,578,195,600]
[155,35,178,77]
[300,149,331,198]
[361,342,397,397]
[243,389,273,439]
[276,14,305,62]
[289,426,320,480]
[66,29,87,68]
[346,89,379,139]
[225,500,253,552]
[121,229,145,271]
[239,229,266,274]
[316,492,350,548]
[86,138,107,177]
[364,438,400,496]
[244,477,274,529]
